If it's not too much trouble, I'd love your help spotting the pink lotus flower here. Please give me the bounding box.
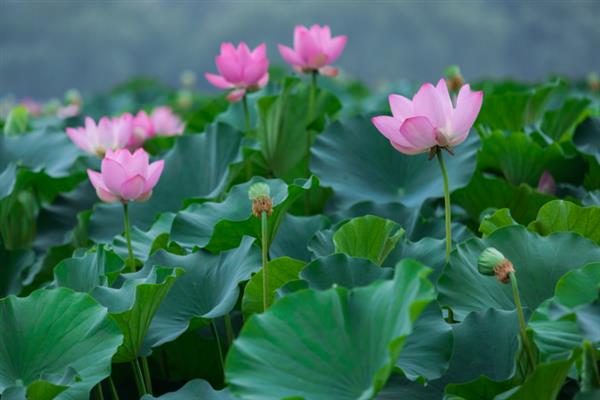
[66,114,133,157]
[130,111,154,148]
[205,42,269,102]
[278,24,347,77]
[372,79,483,155]
[150,107,184,136]
[537,171,556,195]
[20,98,43,116]
[87,148,164,203]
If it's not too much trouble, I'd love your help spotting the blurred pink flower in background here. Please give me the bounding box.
[372,79,483,155]
[278,24,347,77]
[205,42,269,102]
[20,98,43,116]
[66,114,133,157]
[130,110,154,148]
[57,103,80,119]
[87,148,164,203]
[537,171,556,195]
[150,106,184,136]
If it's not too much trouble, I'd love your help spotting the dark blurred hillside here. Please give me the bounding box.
[1,0,599,98]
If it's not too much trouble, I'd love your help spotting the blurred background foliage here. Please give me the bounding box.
[1,0,599,99]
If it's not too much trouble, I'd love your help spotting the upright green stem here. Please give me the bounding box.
[242,94,251,133]
[131,358,147,396]
[123,202,135,272]
[108,376,120,400]
[141,356,153,395]
[261,210,269,311]
[224,314,234,346]
[304,71,318,214]
[509,271,536,372]
[94,383,104,400]
[211,320,225,376]
[436,151,452,261]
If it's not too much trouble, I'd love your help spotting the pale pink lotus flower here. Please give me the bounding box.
[130,110,154,149]
[57,103,80,119]
[537,171,556,195]
[20,98,43,116]
[372,79,483,155]
[205,42,269,102]
[150,107,184,136]
[87,148,164,203]
[278,24,347,77]
[66,114,133,157]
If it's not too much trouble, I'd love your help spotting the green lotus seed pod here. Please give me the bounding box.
[477,247,506,276]
[444,65,461,79]
[248,182,270,201]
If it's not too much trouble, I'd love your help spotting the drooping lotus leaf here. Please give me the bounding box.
[89,123,244,242]
[0,288,123,399]
[55,253,182,363]
[333,215,404,266]
[269,214,330,261]
[452,172,555,225]
[141,379,233,400]
[479,208,517,237]
[241,257,306,319]
[170,176,317,252]
[574,117,600,163]
[0,244,34,297]
[0,163,17,200]
[477,131,586,186]
[142,236,261,351]
[311,116,478,209]
[112,212,176,263]
[225,260,435,399]
[541,97,591,141]
[529,200,600,246]
[437,225,600,320]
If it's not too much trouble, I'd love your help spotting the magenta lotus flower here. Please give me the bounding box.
[278,24,347,77]
[205,42,269,102]
[151,107,184,136]
[372,79,483,155]
[86,148,164,203]
[66,114,133,157]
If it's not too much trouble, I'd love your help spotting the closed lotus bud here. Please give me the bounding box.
[248,182,272,218]
[587,73,599,93]
[478,247,514,284]
[444,65,464,92]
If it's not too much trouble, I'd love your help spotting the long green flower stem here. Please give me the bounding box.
[123,202,135,272]
[141,356,153,395]
[94,383,104,400]
[224,314,234,346]
[509,272,536,372]
[436,151,452,261]
[131,358,147,396]
[261,210,269,311]
[108,376,120,400]
[242,94,251,133]
[305,71,318,213]
[211,320,225,377]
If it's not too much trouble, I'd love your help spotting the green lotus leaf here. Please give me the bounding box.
[112,212,176,263]
[529,200,600,246]
[453,172,555,225]
[541,98,591,141]
[574,117,600,163]
[269,214,330,261]
[241,256,306,320]
[477,131,586,186]
[141,379,233,400]
[225,259,435,399]
[3,106,29,135]
[437,225,600,319]
[0,163,17,200]
[476,81,558,132]
[89,122,244,242]
[142,236,261,351]
[333,215,404,266]
[170,176,317,252]
[0,244,34,297]
[479,208,517,237]
[53,246,125,292]
[0,288,123,399]
[311,116,477,209]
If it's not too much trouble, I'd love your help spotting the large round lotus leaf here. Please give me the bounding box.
[0,288,123,399]
[89,123,243,242]
[142,379,233,400]
[142,236,261,352]
[311,116,478,209]
[437,225,600,319]
[225,260,435,400]
[170,176,317,252]
[269,214,330,262]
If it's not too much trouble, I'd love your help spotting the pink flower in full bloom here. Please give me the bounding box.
[372,79,483,155]
[205,42,269,102]
[278,24,347,77]
[66,114,133,157]
[130,111,154,149]
[150,107,184,136]
[87,148,164,203]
